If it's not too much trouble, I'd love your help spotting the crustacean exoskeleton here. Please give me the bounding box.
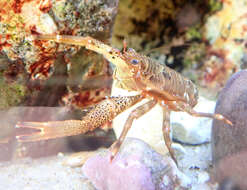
[16,35,232,164]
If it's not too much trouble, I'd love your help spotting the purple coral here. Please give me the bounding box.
[83,152,155,190]
[82,138,178,190]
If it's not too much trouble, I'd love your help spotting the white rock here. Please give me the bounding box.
[175,168,192,188]
[191,183,214,190]
[197,171,210,184]
[176,143,213,188]
[170,97,216,145]
[172,143,186,160]
[21,1,57,34]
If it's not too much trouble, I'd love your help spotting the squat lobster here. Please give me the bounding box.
[16,35,232,164]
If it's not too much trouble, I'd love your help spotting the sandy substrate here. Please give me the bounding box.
[0,143,213,190]
[0,154,95,190]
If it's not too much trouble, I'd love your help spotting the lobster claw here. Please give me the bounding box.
[16,120,84,142]
[16,121,57,142]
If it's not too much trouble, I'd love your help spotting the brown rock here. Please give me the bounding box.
[212,70,247,164]
[213,150,247,190]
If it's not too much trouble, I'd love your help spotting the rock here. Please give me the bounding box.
[213,150,247,190]
[191,183,216,190]
[212,70,247,164]
[197,171,210,184]
[176,143,212,186]
[0,0,118,79]
[217,179,241,190]
[203,0,247,90]
[171,96,215,145]
[82,138,191,190]
[176,4,201,31]
[172,143,187,160]
[0,0,117,110]
[63,149,106,167]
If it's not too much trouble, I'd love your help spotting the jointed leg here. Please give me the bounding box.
[16,95,143,142]
[162,107,177,165]
[171,101,232,126]
[110,99,157,160]
[187,111,232,125]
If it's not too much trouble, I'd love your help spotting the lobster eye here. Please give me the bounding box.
[131,59,139,65]
[127,48,136,53]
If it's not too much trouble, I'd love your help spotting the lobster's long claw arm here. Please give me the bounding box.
[33,34,128,69]
[16,96,143,143]
[34,35,90,47]
[16,120,86,142]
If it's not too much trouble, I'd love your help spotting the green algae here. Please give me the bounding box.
[0,79,27,109]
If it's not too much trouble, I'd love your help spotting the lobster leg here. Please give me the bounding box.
[170,101,232,126]
[161,107,177,165]
[110,99,157,160]
[16,95,143,142]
